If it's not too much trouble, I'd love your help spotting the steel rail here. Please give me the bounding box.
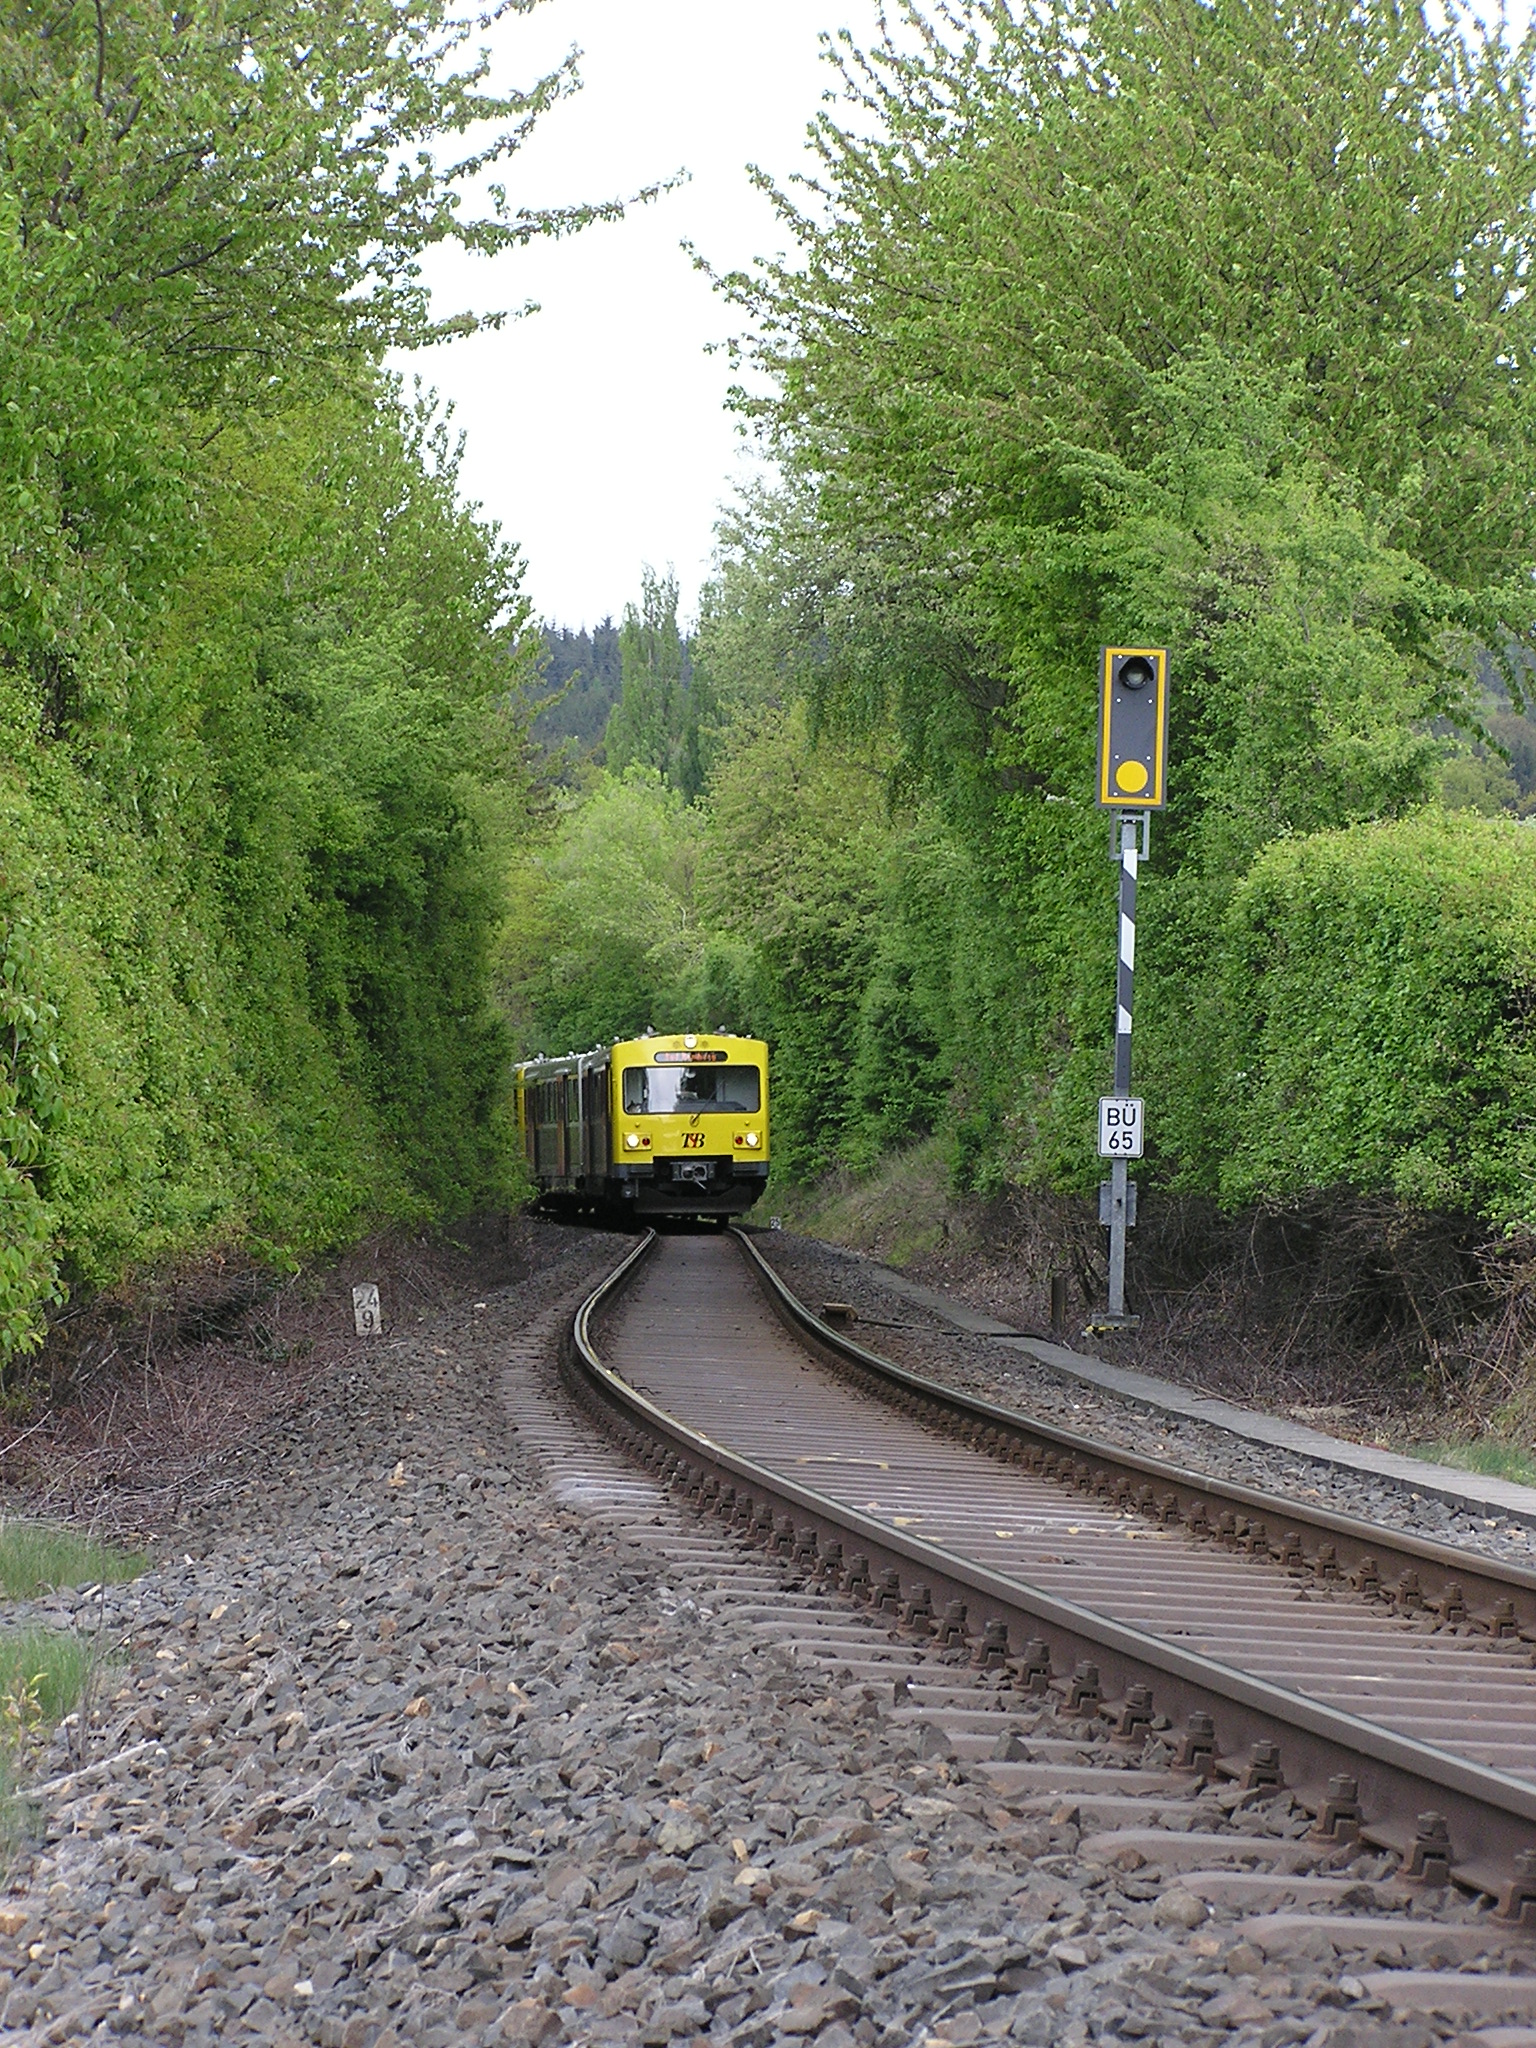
[734,1228,1536,1642]
[561,1229,1536,1913]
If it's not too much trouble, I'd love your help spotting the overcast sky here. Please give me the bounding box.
[402,2,884,632]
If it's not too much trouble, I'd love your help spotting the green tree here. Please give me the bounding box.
[1,0,616,388]
[0,0,622,769]
[0,0,616,1361]
[704,0,1536,1198]
[699,707,893,1177]
[497,768,729,1054]
[735,0,1536,599]
[605,568,720,798]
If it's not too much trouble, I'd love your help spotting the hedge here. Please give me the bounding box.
[1219,811,1536,1226]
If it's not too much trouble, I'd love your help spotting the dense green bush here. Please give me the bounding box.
[1216,814,1536,1226]
[0,0,598,1363]
[0,389,532,1343]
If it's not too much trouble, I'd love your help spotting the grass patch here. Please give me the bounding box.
[0,1624,103,1847]
[0,1624,110,1862]
[0,1521,145,1598]
[0,1626,98,1730]
[0,1522,142,1855]
[1408,1438,1536,1487]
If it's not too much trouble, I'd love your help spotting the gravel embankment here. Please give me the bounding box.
[0,1221,1508,2046]
[753,1233,1536,1573]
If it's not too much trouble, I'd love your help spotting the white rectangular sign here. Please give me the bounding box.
[1098,1096,1144,1158]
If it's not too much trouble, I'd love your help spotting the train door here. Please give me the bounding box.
[569,1064,585,1179]
[582,1062,609,1182]
[533,1081,556,1177]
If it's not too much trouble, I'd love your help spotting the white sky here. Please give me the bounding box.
[402,2,884,632]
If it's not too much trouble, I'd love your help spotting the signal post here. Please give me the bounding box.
[1090,647,1168,1331]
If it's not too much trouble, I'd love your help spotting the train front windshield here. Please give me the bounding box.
[622,1065,761,1114]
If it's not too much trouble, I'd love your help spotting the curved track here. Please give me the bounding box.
[561,1227,1536,1917]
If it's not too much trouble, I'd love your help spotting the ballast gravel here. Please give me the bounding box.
[753,1232,1536,1574]
[0,1220,1514,2047]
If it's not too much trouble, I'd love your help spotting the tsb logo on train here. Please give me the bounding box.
[515,1033,770,1217]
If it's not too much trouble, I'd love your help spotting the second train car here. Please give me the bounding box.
[515,1031,769,1217]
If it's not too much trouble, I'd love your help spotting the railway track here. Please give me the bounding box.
[554,1223,1536,2019]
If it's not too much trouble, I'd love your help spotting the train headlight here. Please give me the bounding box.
[747,1131,760,1147]
[625,1132,640,1150]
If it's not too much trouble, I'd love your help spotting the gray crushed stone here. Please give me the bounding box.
[0,1221,1511,2046]
[751,1233,1536,1574]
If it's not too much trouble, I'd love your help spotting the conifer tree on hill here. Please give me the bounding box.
[605,568,716,800]
[535,619,623,754]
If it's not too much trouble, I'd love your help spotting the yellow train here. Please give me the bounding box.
[515,1031,770,1218]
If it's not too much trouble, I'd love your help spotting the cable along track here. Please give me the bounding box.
[562,1227,1536,1918]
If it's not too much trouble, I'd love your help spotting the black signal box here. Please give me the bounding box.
[1098,647,1169,809]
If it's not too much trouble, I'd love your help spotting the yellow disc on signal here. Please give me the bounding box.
[1115,759,1150,794]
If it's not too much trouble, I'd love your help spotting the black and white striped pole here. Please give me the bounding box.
[1092,648,1169,1332]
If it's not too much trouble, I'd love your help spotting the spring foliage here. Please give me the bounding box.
[507,0,1536,1232]
[0,0,603,1361]
[702,0,1536,1214]
[1220,815,1536,1229]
